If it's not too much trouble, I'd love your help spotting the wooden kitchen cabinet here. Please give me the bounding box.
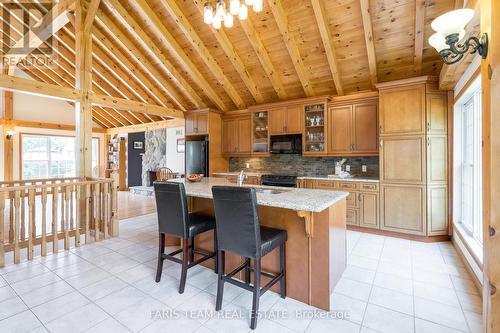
[327,98,378,156]
[426,93,448,134]
[359,192,379,229]
[379,84,426,136]
[380,135,426,184]
[185,110,209,135]
[268,106,303,135]
[427,185,448,235]
[222,114,252,156]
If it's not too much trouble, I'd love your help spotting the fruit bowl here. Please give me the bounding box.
[186,174,204,182]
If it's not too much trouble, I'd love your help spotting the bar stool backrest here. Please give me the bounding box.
[154,182,189,238]
[211,186,262,258]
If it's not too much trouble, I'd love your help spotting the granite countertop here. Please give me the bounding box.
[168,177,348,213]
[297,176,380,183]
[212,172,264,177]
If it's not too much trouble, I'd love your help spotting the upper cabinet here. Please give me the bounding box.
[221,113,252,156]
[379,84,426,136]
[426,93,448,134]
[185,110,209,135]
[327,95,379,156]
[304,102,327,155]
[252,111,269,155]
[268,105,303,135]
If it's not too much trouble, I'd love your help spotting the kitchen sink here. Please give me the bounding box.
[253,188,290,195]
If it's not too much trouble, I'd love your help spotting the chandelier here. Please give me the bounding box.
[204,0,263,29]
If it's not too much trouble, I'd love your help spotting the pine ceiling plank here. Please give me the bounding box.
[3,0,75,75]
[359,0,378,86]
[414,0,426,75]
[104,0,228,110]
[310,0,343,96]
[191,0,264,104]
[239,17,287,100]
[161,0,246,109]
[267,0,315,96]
[94,15,196,111]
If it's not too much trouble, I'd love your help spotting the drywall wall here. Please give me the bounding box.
[166,127,185,174]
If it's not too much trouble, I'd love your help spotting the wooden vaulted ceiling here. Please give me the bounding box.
[0,0,458,128]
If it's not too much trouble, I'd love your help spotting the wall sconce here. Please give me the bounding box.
[5,130,15,140]
[429,9,488,65]
[118,133,126,141]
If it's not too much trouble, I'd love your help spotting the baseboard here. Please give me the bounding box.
[347,225,451,242]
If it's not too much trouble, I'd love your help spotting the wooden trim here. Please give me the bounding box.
[453,223,483,269]
[360,0,378,86]
[454,66,481,102]
[452,237,483,294]
[347,225,451,242]
[249,95,331,112]
[268,0,315,96]
[447,91,454,236]
[330,91,379,105]
[375,75,433,89]
[310,0,343,96]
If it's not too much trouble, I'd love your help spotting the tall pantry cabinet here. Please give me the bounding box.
[377,77,448,236]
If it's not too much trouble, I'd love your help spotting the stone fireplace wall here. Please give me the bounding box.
[141,129,166,186]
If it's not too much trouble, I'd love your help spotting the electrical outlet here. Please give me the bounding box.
[362,165,367,173]
[345,165,351,172]
[245,163,250,169]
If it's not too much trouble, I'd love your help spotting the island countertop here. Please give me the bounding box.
[167,177,348,213]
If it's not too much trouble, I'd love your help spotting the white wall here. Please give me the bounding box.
[166,127,185,174]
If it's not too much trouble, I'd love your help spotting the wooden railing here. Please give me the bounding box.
[0,177,118,267]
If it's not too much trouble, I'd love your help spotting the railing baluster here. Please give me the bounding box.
[70,184,74,230]
[13,190,20,264]
[41,187,48,256]
[27,189,35,260]
[8,191,14,243]
[20,189,25,241]
[64,186,70,250]
[52,185,59,254]
[0,193,5,267]
[103,182,109,239]
[94,184,100,241]
[75,185,81,247]
[85,184,91,243]
[111,181,118,237]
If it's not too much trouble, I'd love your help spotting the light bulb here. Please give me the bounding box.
[253,0,263,12]
[224,12,234,28]
[428,33,448,52]
[238,4,248,20]
[229,0,240,15]
[213,15,222,29]
[245,0,254,5]
[203,2,213,24]
[431,9,474,37]
[216,0,226,19]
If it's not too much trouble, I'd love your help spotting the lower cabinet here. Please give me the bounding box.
[359,192,379,229]
[380,184,426,235]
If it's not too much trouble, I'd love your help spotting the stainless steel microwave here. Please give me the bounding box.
[269,134,302,154]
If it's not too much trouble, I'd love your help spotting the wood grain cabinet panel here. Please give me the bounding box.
[353,103,378,153]
[346,209,359,226]
[379,85,425,136]
[269,107,286,135]
[222,116,252,156]
[359,192,379,229]
[238,117,252,153]
[286,105,303,133]
[427,185,448,235]
[196,113,208,134]
[328,105,352,154]
[426,93,448,134]
[185,111,209,135]
[185,113,196,135]
[222,119,237,154]
[380,136,426,184]
[427,136,447,184]
[380,184,426,235]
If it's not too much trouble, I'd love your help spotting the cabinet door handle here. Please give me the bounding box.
[358,193,362,201]
[379,125,383,134]
[379,139,383,148]
[427,122,430,131]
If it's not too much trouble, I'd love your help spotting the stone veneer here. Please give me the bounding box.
[141,129,167,186]
[229,155,379,178]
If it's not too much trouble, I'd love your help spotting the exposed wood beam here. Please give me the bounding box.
[310,0,344,95]
[3,89,13,181]
[0,73,81,100]
[360,0,378,86]
[120,0,227,110]
[414,0,426,74]
[192,0,264,104]
[90,93,184,119]
[4,0,76,75]
[83,0,101,33]
[239,18,287,100]
[3,119,106,133]
[267,0,315,96]
[106,118,184,135]
[161,0,246,109]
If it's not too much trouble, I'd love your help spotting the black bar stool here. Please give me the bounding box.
[154,182,217,293]
[211,186,287,330]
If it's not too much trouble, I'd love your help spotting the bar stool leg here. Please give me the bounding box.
[213,231,218,273]
[189,237,195,263]
[244,258,251,285]
[279,243,286,298]
[155,233,165,283]
[250,259,261,330]
[179,238,190,294]
[215,250,225,311]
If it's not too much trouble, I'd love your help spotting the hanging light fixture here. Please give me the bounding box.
[429,9,488,65]
[203,0,262,29]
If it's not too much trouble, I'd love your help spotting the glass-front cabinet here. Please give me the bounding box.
[304,102,327,155]
[252,111,269,155]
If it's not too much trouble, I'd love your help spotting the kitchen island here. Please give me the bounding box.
[167,177,348,311]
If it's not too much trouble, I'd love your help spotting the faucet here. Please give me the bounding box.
[237,170,247,186]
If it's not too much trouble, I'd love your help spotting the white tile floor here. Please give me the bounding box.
[0,213,483,333]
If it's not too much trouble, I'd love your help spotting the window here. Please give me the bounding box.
[454,77,483,245]
[22,134,100,180]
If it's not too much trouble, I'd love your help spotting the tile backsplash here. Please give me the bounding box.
[229,155,379,178]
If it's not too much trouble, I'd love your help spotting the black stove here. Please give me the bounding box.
[260,174,297,187]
